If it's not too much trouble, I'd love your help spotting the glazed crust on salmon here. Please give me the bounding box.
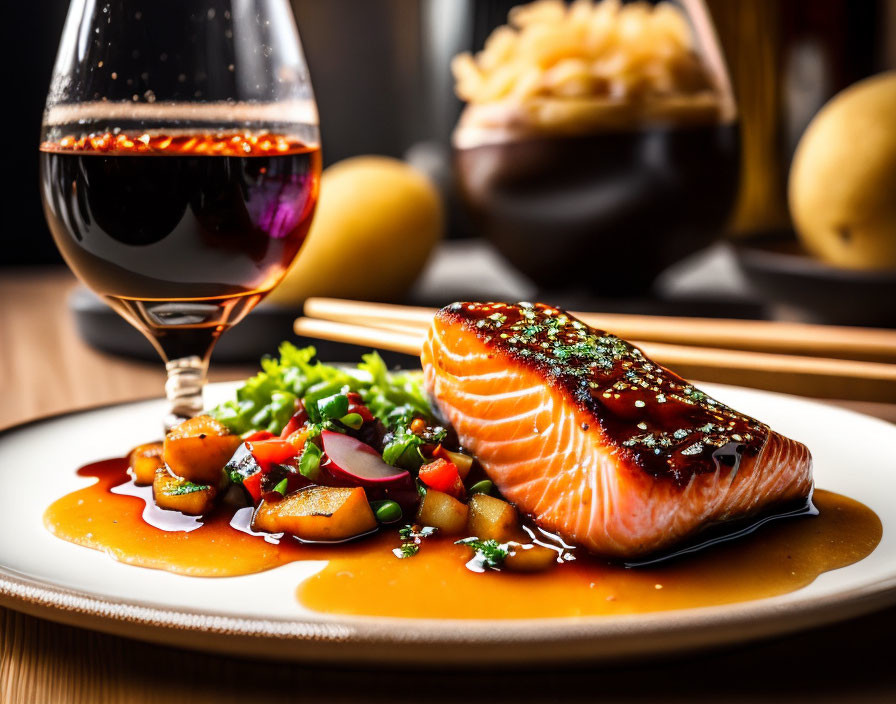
[421,302,813,559]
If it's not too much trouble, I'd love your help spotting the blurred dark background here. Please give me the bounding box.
[5,0,896,265]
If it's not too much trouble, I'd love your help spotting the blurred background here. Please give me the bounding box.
[6,0,896,362]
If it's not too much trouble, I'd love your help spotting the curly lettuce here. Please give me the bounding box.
[209,342,436,438]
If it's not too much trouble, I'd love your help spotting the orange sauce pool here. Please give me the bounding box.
[44,458,882,619]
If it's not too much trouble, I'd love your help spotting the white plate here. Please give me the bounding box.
[1,382,894,664]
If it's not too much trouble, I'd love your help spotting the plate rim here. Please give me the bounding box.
[1,386,894,664]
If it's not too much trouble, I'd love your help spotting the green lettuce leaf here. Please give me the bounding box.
[209,343,435,438]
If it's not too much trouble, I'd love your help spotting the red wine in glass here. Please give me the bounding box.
[40,131,320,358]
[40,2,321,428]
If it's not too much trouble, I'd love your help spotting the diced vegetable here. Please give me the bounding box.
[433,446,474,479]
[338,413,364,430]
[418,458,465,498]
[298,441,323,481]
[416,489,469,535]
[264,465,311,498]
[244,430,275,442]
[345,392,375,422]
[317,393,349,421]
[468,479,494,495]
[382,412,447,471]
[242,471,263,504]
[251,485,377,541]
[247,438,299,469]
[152,467,216,515]
[226,435,311,505]
[381,431,427,470]
[128,442,164,486]
[467,494,523,542]
[163,415,242,484]
[371,500,403,523]
[504,543,558,572]
[321,431,410,484]
[284,428,310,450]
[225,443,264,503]
[279,405,309,439]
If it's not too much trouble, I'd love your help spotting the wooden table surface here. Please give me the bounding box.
[1,269,894,703]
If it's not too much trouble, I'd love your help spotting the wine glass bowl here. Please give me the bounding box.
[452,0,739,296]
[39,1,320,427]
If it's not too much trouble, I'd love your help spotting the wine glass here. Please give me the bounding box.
[39,0,321,428]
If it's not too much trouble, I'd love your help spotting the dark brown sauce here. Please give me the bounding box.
[43,458,881,619]
[441,302,768,484]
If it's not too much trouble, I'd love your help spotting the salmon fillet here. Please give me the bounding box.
[421,302,813,559]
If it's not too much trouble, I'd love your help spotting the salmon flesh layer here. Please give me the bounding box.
[421,302,813,558]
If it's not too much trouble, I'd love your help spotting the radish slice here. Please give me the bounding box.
[321,430,410,485]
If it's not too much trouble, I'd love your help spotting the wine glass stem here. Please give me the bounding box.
[164,355,208,430]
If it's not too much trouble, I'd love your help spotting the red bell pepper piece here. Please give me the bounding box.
[242,471,264,504]
[279,405,310,438]
[418,458,465,498]
[346,392,375,423]
[244,430,275,443]
[248,439,299,470]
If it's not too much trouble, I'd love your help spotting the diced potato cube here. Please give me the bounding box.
[163,415,242,484]
[417,489,469,535]
[504,543,558,572]
[252,486,376,542]
[128,442,164,485]
[467,494,523,542]
[152,467,216,515]
[439,449,474,480]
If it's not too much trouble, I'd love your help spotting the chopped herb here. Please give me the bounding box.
[398,525,438,540]
[393,543,419,559]
[393,524,437,559]
[162,480,210,496]
[272,478,288,495]
[382,405,446,470]
[456,537,514,571]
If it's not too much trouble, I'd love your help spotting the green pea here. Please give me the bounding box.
[371,500,402,524]
[468,479,494,495]
[339,412,364,430]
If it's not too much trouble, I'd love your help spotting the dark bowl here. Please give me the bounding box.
[454,121,740,297]
[731,235,896,327]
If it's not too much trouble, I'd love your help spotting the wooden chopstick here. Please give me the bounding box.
[295,317,423,356]
[304,297,896,364]
[294,315,896,403]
